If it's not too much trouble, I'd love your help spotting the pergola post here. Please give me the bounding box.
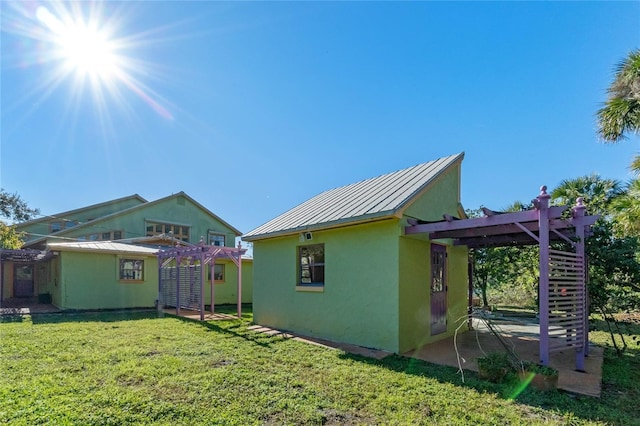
[200,249,205,321]
[210,259,215,314]
[237,241,242,319]
[157,256,163,314]
[538,186,551,366]
[176,255,181,316]
[573,197,587,371]
[1,250,4,306]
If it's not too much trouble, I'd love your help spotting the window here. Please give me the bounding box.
[77,230,123,241]
[298,244,324,287]
[207,264,225,282]
[119,259,144,281]
[208,232,225,247]
[214,264,224,281]
[50,220,80,233]
[146,221,190,242]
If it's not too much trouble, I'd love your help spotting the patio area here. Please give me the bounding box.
[0,297,60,315]
[403,315,603,397]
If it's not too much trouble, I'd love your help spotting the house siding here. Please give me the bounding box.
[18,196,145,245]
[56,196,236,245]
[253,220,401,352]
[403,162,462,222]
[57,251,158,310]
[399,162,468,353]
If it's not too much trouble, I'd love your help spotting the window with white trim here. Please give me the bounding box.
[208,232,226,247]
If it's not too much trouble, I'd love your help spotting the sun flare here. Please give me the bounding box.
[59,25,118,79]
[36,5,120,82]
[3,1,173,121]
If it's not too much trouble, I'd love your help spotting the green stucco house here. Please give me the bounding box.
[2,192,252,310]
[243,153,469,354]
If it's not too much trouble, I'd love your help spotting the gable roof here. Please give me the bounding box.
[243,153,464,241]
[16,194,147,227]
[22,192,242,248]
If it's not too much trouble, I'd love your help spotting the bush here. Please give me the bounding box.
[476,352,512,383]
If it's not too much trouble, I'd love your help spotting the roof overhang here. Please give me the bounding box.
[242,214,397,242]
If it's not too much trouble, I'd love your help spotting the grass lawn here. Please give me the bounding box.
[1,307,638,425]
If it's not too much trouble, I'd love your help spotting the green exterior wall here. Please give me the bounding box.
[253,220,401,352]
[18,197,144,246]
[52,253,252,310]
[50,195,236,247]
[404,163,461,222]
[56,251,158,310]
[251,160,468,354]
[199,259,253,305]
[398,163,468,353]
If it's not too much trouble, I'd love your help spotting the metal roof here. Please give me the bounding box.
[243,153,464,241]
[47,241,159,255]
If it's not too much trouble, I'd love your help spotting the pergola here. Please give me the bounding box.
[156,241,247,321]
[0,249,53,304]
[405,186,598,371]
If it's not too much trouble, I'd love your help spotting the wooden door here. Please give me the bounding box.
[430,244,447,335]
[14,264,34,298]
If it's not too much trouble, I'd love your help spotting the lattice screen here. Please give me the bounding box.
[160,264,202,310]
[547,249,586,352]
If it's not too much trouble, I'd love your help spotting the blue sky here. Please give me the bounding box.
[1,1,639,235]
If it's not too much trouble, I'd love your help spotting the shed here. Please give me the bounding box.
[243,153,467,353]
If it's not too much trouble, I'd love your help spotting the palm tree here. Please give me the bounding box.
[597,49,640,142]
[612,178,640,237]
[631,154,640,175]
[550,174,623,215]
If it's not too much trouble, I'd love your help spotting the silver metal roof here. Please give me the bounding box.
[47,241,159,255]
[244,153,464,241]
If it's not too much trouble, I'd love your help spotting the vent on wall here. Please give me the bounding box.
[299,232,313,242]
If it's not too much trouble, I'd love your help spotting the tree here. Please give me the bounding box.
[468,206,538,309]
[0,189,39,222]
[551,176,640,311]
[550,174,622,215]
[597,49,640,143]
[0,189,39,249]
[612,178,640,238]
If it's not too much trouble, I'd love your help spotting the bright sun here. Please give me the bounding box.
[59,25,118,79]
[36,5,119,82]
[8,2,174,120]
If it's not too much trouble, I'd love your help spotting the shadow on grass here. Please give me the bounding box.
[164,313,276,350]
[336,337,640,426]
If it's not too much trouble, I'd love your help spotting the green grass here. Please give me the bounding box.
[1,308,639,425]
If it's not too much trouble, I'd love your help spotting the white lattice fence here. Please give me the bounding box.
[160,264,202,310]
